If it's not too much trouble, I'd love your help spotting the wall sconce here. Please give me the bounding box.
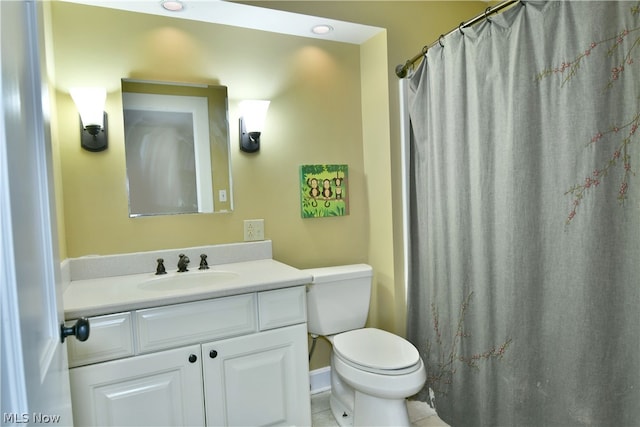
[70,87,108,152]
[239,100,270,153]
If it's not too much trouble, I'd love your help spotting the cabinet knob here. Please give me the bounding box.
[60,318,90,343]
[209,350,218,359]
[188,354,198,363]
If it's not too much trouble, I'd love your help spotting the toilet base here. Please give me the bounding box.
[329,389,411,427]
[353,392,411,427]
[329,358,354,426]
[330,393,353,427]
[329,360,414,427]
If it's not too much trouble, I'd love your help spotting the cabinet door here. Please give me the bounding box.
[70,345,205,426]
[203,324,311,426]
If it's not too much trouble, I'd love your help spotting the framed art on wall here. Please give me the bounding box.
[299,164,349,218]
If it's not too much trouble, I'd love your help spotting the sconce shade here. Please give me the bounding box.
[239,100,270,133]
[70,87,108,152]
[239,100,270,153]
[70,87,106,128]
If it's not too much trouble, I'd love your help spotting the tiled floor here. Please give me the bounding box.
[311,391,450,427]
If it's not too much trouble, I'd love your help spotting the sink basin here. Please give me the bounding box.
[138,270,239,291]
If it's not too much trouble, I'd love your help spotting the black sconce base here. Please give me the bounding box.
[239,117,260,153]
[80,112,108,152]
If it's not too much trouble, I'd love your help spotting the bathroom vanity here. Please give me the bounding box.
[62,241,312,426]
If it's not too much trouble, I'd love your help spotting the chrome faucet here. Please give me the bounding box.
[177,253,190,272]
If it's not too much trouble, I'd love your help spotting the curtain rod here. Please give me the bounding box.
[395,0,520,78]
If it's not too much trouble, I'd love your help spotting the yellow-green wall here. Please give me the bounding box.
[47,1,485,371]
[50,2,369,264]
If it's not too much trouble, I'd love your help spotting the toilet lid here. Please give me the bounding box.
[333,328,420,371]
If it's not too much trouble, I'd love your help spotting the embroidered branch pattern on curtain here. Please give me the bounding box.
[425,292,512,399]
[536,4,640,223]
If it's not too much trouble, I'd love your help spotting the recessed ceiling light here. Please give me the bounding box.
[311,25,334,35]
[161,0,184,12]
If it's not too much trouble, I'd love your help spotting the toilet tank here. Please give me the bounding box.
[304,264,373,336]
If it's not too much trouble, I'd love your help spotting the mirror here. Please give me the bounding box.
[121,79,232,217]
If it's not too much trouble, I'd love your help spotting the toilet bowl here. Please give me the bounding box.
[304,265,426,427]
[329,328,426,426]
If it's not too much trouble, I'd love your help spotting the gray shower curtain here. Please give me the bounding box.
[406,2,640,426]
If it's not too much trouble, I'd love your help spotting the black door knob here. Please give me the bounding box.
[188,354,198,363]
[209,350,218,359]
[60,318,90,343]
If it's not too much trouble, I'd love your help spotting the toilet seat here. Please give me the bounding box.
[333,328,421,376]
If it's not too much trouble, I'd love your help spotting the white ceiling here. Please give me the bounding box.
[62,0,384,44]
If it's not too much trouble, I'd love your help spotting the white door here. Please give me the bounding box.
[0,1,74,425]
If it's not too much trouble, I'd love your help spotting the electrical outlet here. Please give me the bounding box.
[218,189,227,202]
[244,219,265,241]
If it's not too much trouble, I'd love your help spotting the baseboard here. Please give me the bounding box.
[309,366,331,394]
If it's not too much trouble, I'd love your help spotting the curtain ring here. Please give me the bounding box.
[438,34,445,48]
[485,6,493,22]
[459,22,465,35]
[421,45,428,56]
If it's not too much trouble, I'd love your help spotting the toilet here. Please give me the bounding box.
[305,264,426,427]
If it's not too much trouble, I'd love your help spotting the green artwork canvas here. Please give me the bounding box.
[300,164,349,218]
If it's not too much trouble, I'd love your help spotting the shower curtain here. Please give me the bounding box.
[406,2,640,426]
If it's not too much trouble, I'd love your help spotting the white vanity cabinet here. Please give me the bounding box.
[67,286,310,427]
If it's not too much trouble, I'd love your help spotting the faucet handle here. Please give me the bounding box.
[155,258,167,275]
[199,254,209,270]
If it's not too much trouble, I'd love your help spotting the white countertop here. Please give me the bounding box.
[64,259,312,319]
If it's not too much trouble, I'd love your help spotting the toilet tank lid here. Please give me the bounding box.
[303,264,372,284]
